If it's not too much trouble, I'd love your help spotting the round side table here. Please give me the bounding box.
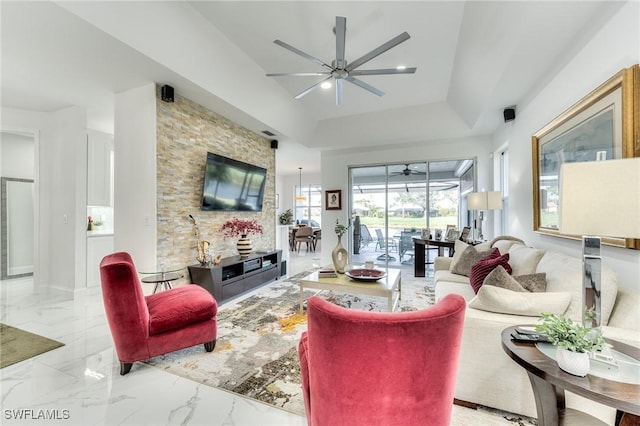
[140,270,183,293]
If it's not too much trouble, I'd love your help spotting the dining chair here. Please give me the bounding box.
[312,229,321,251]
[295,226,314,252]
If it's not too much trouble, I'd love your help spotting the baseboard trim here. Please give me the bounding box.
[454,399,477,409]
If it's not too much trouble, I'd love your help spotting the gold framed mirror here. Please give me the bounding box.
[532,64,639,249]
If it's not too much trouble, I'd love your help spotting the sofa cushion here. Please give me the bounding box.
[537,250,618,325]
[607,287,640,331]
[450,244,492,277]
[469,285,571,316]
[435,270,471,285]
[492,240,524,254]
[469,250,510,293]
[435,281,477,303]
[508,245,545,276]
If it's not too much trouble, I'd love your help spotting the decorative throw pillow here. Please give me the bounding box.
[508,245,545,276]
[514,272,547,292]
[469,252,511,293]
[469,286,571,316]
[483,265,527,292]
[450,245,492,277]
[448,240,470,271]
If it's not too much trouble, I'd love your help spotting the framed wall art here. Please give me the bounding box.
[325,190,342,210]
[532,64,639,249]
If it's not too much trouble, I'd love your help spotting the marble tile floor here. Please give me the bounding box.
[0,249,434,426]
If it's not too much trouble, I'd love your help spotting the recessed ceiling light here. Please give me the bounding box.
[321,81,332,89]
[396,65,407,70]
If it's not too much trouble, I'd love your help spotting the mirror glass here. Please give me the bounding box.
[1,177,34,279]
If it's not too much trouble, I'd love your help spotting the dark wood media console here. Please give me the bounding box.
[188,250,282,303]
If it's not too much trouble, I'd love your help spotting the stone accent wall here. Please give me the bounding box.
[155,87,275,271]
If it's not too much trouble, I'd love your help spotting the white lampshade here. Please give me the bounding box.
[559,158,640,238]
[468,191,502,210]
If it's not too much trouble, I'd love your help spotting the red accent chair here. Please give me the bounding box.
[298,294,466,426]
[100,252,218,375]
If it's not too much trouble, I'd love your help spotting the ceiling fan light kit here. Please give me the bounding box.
[266,16,416,105]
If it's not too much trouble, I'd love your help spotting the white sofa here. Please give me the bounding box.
[434,237,640,424]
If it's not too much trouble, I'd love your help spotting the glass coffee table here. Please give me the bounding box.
[299,267,401,313]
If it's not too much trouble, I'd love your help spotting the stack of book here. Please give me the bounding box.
[318,268,337,278]
[262,259,272,268]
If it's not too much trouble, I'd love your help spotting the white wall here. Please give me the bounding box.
[40,106,87,294]
[319,136,494,265]
[113,83,157,271]
[1,133,34,178]
[492,0,640,289]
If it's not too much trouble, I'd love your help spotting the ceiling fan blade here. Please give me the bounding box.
[350,67,417,76]
[336,79,344,105]
[335,16,347,69]
[266,72,331,77]
[346,32,411,72]
[273,39,333,70]
[345,76,385,97]
[294,76,333,100]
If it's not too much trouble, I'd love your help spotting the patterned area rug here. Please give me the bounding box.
[145,270,536,425]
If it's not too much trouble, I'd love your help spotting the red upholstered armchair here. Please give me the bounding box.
[298,294,466,426]
[100,252,218,375]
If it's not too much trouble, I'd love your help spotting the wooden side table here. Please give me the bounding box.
[501,326,640,426]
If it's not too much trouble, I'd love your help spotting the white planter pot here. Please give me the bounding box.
[556,347,590,377]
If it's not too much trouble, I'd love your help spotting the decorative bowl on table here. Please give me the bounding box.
[345,268,387,282]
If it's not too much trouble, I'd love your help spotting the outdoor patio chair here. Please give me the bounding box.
[358,224,375,250]
[374,228,397,252]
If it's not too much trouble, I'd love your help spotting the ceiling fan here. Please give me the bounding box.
[266,16,416,105]
[390,164,426,177]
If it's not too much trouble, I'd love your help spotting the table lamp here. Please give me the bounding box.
[559,157,640,327]
[468,191,502,241]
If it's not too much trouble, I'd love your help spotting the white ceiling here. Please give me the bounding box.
[1,1,623,176]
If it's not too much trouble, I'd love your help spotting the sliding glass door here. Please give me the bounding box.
[349,159,474,270]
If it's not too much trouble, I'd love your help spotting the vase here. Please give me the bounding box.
[237,234,253,258]
[556,347,590,376]
[332,234,348,273]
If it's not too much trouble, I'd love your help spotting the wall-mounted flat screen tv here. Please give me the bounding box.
[201,152,267,211]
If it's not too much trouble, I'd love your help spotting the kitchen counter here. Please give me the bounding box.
[87,229,114,237]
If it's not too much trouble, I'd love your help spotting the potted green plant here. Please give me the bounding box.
[535,312,604,376]
[278,209,293,225]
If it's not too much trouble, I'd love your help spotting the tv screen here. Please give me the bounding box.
[201,152,267,211]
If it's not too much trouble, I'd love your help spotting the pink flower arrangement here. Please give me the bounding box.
[220,218,263,239]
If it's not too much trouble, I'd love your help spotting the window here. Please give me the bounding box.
[500,150,509,233]
[295,184,322,227]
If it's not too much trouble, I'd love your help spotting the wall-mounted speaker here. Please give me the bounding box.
[503,107,516,122]
[161,85,175,103]
[270,140,279,149]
